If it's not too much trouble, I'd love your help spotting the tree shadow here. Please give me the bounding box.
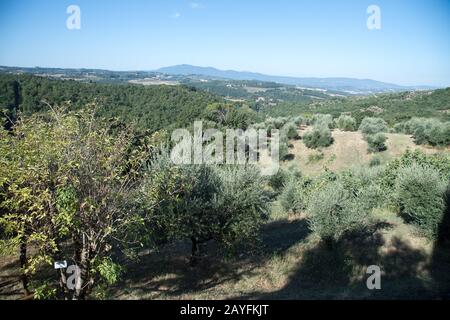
[430,187,450,299]
[112,218,310,299]
[234,221,436,299]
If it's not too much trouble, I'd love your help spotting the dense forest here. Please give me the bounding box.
[0,74,221,133]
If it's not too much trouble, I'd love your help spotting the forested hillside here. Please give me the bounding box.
[0,74,220,133]
[265,88,450,124]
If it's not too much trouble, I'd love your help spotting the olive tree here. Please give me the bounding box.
[141,158,270,260]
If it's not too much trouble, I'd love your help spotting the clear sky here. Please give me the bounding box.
[0,0,449,86]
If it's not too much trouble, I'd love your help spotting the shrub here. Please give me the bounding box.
[335,115,357,131]
[366,132,388,153]
[312,114,334,128]
[282,122,299,140]
[280,177,309,214]
[268,168,289,192]
[144,161,270,256]
[395,118,450,147]
[307,152,325,164]
[359,117,388,136]
[369,156,382,167]
[307,181,369,247]
[394,164,447,239]
[303,125,333,149]
[292,116,304,126]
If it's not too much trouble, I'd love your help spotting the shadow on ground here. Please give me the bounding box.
[233,221,449,299]
[112,218,310,299]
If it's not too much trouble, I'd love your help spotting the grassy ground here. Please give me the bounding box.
[283,128,445,176]
[112,209,450,300]
[3,207,448,300]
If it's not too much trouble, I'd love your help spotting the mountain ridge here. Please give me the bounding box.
[156,64,436,93]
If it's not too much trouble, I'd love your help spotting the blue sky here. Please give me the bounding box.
[0,0,449,86]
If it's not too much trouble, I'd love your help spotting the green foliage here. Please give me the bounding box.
[32,282,57,300]
[204,103,257,129]
[359,117,388,136]
[369,156,382,167]
[397,118,450,146]
[268,169,289,192]
[0,107,151,299]
[335,114,357,131]
[394,164,448,239]
[279,176,310,214]
[366,132,388,153]
[95,257,123,286]
[264,88,450,125]
[142,158,269,254]
[312,114,334,128]
[282,122,299,140]
[303,125,333,149]
[307,181,370,247]
[0,73,219,133]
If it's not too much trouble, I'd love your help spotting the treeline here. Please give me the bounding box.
[0,74,220,133]
[264,88,450,124]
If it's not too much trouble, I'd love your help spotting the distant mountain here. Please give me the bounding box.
[156,64,435,94]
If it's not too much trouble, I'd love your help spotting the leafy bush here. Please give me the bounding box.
[369,156,382,167]
[282,122,299,140]
[394,118,450,146]
[279,176,310,214]
[303,125,333,149]
[291,116,304,126]
[394,164,448,239]
[312,114,334,128]
[268,168,289,192]
[307,181,370,247]
[359,117,388,136]
[143,160,270,256]
[335,115,357,131]
[366,132,388,153]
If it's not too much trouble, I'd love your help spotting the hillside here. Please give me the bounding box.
[0,73,220,133]
[265,88,450,124]
[283,128,447,176]
[156,64,434,94]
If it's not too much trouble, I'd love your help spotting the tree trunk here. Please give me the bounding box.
[73,244,94,300]
[190,237,200,265]
[19,238,30,296]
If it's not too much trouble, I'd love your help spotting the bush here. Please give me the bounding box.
[335,115,357,131]
[282,122,299,140]
[394,164,447,239]
[366,132,388,153]
[303,125,333,149]
[268,168,289,192]
[359,117,388,136]
[312,114,334,128]
[369,156,382,167]
[307,152,325,164]
[144,161,270,256]
[280,177,309,214]
[307,181,369,247]
[292,116,304,126]
[394,118,450,146]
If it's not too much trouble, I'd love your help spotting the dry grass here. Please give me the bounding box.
[1,208,449,300]
[283,128,447,176]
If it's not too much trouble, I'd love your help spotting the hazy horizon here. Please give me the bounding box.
[1,0,449,86]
